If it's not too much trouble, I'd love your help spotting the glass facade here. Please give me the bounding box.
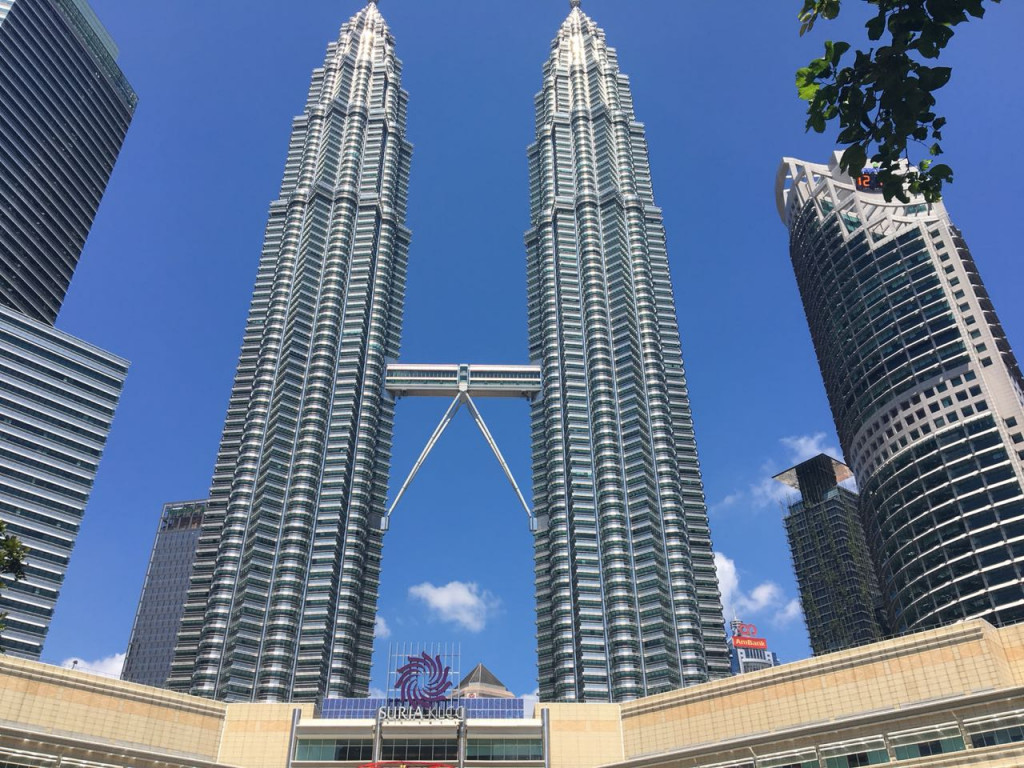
[169,2,411,702]
[777,154,1024,635]
[0,305,127,658]
[121,500,206,688]
[294,739,373,762]
[320,697,526,720]
[466,739,543,761]
[0,0,136,324]
[526,3,728,703]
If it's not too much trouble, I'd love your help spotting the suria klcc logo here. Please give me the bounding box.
[395,651,453,707]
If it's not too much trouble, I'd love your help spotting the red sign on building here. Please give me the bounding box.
[732,636,768,650]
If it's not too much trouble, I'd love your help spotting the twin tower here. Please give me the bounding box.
[168,1,729,704]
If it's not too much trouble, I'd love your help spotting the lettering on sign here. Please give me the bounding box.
[377,704,467,722]
[732,636,768,650]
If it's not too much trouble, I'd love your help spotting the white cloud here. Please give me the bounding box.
[774,598,803,626]
[715,552,799,629]
[780,432,839,464]
[60,652,125,678]
[374,615,391,640]
[408,581,498,633]
[369,687,387,699]
[711,432,844,515]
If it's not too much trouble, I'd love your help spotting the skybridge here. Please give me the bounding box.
[383,363,542,532]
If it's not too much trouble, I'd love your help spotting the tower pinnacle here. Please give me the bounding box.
[570,0,581,7]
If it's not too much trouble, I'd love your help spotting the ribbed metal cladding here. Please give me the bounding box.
[0,305,127,659]
[169,2,411,702]
[0,0,136,325]
[526,6,729,703]
[778,154,1024,635]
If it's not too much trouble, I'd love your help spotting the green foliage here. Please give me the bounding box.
[0,519,29,650]
[796,0,998,202]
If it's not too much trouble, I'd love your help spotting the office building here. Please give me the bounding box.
[121,500,206,688]
[774,453,887,655]
[171,0,728,705]
[5,619,1024,768]
[526,1,729,701]
[169,0,411,702]
[0,305,127,658]
[0,0,137,324]
[728,618,780,675]
[777,154,1024,635]
[0,0,132,660]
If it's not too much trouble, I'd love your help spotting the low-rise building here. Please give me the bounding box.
[3,619,1024,768]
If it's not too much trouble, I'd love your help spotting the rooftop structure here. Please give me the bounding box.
[452,663,516,699]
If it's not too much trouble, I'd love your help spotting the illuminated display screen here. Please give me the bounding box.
[855,169,883,192]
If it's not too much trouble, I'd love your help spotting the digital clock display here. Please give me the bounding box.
[855,169,883,192]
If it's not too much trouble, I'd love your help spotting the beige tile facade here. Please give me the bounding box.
[2,619,1024,768]
[220,703,313,768]
[584,619,1024,768]
[0,655,308,768]
[541,703,624,768]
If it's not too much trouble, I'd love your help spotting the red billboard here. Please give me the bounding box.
[732,636,768,650]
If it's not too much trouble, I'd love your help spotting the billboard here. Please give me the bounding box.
[732,636,768,650]
[732,622,768,650]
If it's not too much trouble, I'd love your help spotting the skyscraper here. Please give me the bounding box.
[774,454,886,655]
[122,500,206,688]
[0,0,137,324]
[777,154,1024,635]
[171,0,729,705]
[0,0,131,659]
[526,1,729,701]
[169,0,410,702]
[0,305,127,658]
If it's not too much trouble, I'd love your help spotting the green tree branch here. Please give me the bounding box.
[796,0,998,202]
[0,519,29,651]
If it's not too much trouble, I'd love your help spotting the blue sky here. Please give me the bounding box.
[45,0,1024,693]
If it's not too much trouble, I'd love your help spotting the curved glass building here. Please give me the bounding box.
[777,154,1024,634]
[526,3,729,702]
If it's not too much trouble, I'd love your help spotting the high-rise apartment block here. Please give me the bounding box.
[0,305,127,658]
[527,3,728,700]
[775,454,886,654]
[122,500,207,688]
[169,1,410,702]
[777,154,1024,635]
[0,0,136,324]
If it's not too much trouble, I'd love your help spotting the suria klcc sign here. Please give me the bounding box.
[732,622,769,650]
[378,650,464,721]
